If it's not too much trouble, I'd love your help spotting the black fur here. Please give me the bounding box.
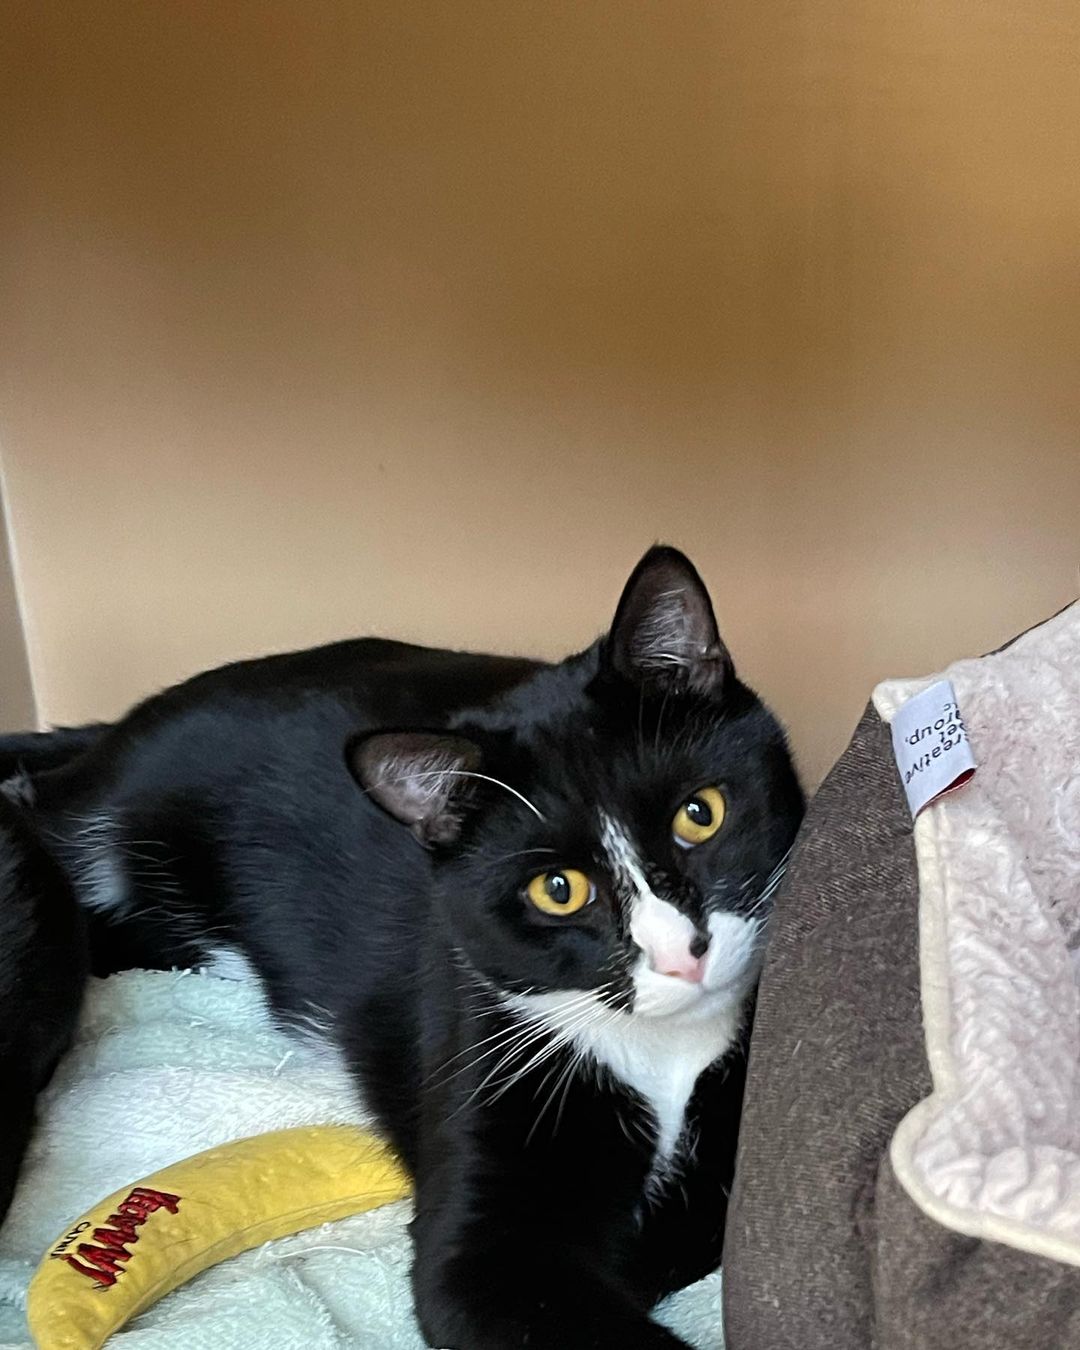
[0,547,803,1348]
[0,723,108,785]
[0,796,88,1219]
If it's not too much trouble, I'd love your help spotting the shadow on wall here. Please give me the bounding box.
[0,477,35,732]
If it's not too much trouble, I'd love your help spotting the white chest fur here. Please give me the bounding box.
[507,990,741,1164]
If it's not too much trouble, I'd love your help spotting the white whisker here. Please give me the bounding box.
[455,992,616,1117]
[429,987,604,1087]
[366,769,546,821]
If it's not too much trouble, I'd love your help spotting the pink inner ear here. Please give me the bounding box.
[352,732,480,839]
[609,548,730,690]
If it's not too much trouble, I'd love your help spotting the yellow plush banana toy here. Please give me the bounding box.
[27,1125,411,1350]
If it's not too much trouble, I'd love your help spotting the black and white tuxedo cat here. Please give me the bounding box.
[0,547,803,1349]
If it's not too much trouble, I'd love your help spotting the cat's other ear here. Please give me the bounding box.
[347,731,482,847]
[605,546,732,695]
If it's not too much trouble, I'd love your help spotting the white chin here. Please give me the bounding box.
[631,964,708,1018]
[631,965,748,1022]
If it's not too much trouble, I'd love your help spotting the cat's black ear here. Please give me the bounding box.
[347,731,482,847]
[605,546,732,695]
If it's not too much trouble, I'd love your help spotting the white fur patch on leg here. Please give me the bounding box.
[200,946,262,984]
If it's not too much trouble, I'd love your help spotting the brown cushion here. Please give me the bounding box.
[724,602,1080,1350]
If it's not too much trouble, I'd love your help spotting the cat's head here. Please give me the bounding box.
[348,546,803,1026]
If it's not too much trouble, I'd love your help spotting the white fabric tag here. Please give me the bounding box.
[890,678,977,818]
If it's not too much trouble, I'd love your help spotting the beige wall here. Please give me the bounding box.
[1,1,1077,784]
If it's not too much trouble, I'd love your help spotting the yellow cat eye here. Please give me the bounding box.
[672,786,726,848]
[526,869,595,916]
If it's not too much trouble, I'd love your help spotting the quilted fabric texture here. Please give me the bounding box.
[877,600,1080,1262]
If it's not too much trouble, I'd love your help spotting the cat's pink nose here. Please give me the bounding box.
[655,950,707,983]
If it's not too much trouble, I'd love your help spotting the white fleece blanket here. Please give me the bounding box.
[0,969,722,1349]
[875,599,1080,1267]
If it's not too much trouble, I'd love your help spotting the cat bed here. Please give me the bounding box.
[0,968,721,1349]
[723,600,1080,1350]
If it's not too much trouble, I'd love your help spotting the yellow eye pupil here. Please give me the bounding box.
[672,785,726,847]
[526,869,593,916]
